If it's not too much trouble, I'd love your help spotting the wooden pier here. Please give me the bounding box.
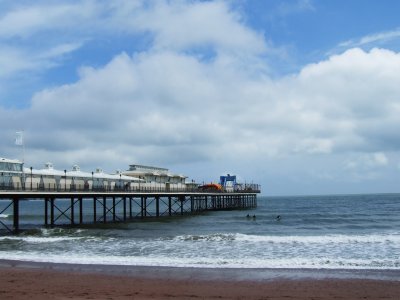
[0,191,258,234]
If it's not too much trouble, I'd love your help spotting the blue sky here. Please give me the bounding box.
[1,0,400,195]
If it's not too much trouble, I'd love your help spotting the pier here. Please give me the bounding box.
[1,158,260,234]
[0,189,258,234]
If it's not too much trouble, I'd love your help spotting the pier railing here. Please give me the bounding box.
[0,182,261,194]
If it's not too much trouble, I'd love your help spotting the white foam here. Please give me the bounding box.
[233,232,400,244]
[173,233,236,242]
[1,252,398,270]
[0,236,84,243]
[1,232,399,270]
[170,232,400,246]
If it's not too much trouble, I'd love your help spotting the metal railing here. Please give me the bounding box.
[0,182,260,194]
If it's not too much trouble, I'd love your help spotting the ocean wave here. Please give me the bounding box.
[173,233,236,242]
[1,252,399,270]
[170,232,400,245]
[0,236,84,243]
[233,232,400,244]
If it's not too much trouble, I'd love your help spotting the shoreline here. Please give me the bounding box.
[1,259,400,281]
[1,260,400,299]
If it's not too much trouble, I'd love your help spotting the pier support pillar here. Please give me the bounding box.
[79,197,83,224]
[129,197,132,219]
[13,198,19,234]
[180,196,184,215]
[93,197,97,224]
[70,197,75,225]
[141,197,146,218]
[50,198,55,227]
[123,197,127,221]
[156,196,160,217]
[103,197,107,224]
[44,198,48,226]
[112,197,116,222]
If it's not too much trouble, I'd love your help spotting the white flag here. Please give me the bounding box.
[15,131,24,146]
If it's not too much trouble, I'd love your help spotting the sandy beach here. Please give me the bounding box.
[0,260,399,299]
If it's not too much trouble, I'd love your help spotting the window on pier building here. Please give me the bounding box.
[0,161,23,172]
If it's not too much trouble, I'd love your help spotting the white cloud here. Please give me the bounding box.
[343,152,389,182]
[276,0,315,16]
[294,138,333,154]
[132,1,267,55]
[0,1,267,81]
[328,27,400,58]
[3,46,397,172]
[345,152,388,170]
[339,28,400,49]
[373,152,389,166]
[0,42,83,79]
[0,1,98,38]
[39,42,84,60]
[0,45,37,77]
[0,1,88,79]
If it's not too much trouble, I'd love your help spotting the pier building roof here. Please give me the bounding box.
[1,157,22,164]
[23,163,144,182]
[124,164,187,183]
[128,164,169,173]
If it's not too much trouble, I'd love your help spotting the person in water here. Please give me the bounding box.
[276,215,281,221]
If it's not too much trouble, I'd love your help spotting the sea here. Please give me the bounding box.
[0,194,399,270]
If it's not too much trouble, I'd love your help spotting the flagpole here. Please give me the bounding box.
[15,131,25,163]
[22,133,25,163]
[15,130,26,189]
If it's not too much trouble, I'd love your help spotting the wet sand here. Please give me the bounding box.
[0,260,399,299]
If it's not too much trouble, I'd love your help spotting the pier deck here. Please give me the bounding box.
[0,190,258,234]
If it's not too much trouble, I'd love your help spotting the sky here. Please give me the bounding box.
[1,0,400,196]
